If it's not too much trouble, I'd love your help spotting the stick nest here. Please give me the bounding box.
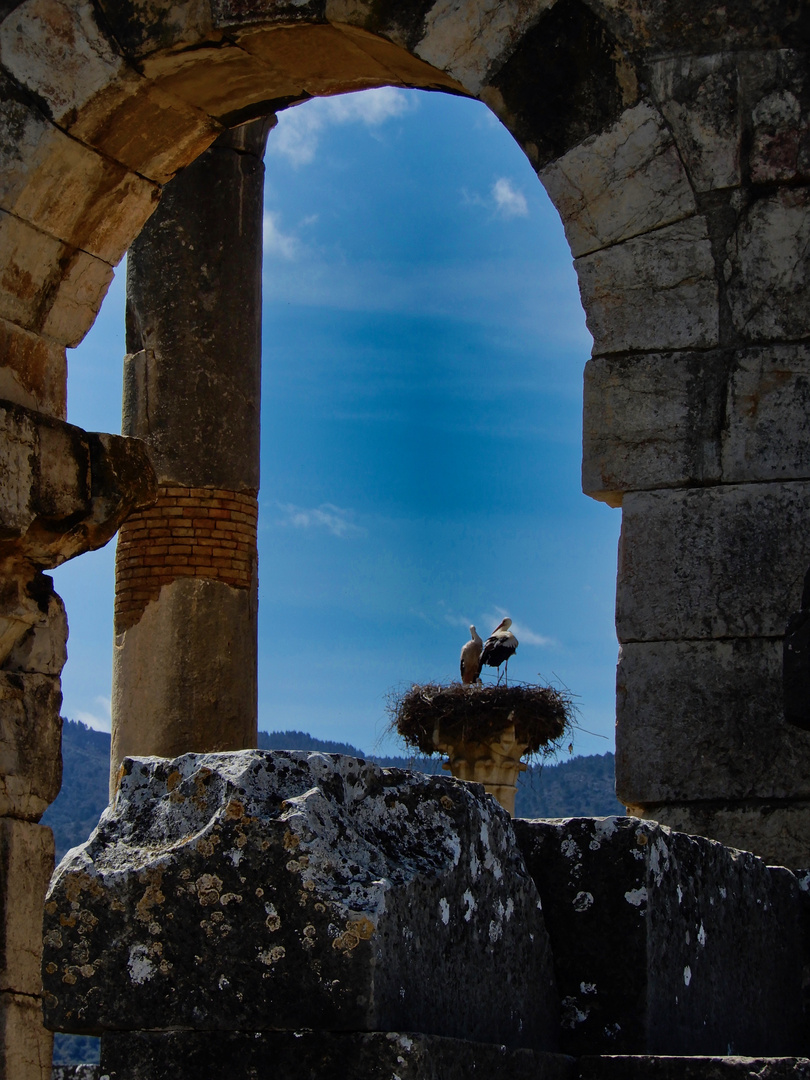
[389,681,574,758]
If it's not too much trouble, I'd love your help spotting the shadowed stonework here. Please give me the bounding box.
[0,0,808,1075]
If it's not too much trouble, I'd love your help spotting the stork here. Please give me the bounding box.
[460,625,483,685]
[480,617,519,684]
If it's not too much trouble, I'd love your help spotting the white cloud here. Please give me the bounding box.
[483,608,555,648]
[276,501,366,538]
[75,695,111,732]
[263,211,300,259]
[268,87,415,167]
[492,177,528,218]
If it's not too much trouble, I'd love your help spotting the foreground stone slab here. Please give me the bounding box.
[579,1058,810,1080]
[96,1030,575,1080]
[513,818,803,1056]
[43,751,558,1048]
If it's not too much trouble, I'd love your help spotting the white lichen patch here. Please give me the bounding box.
[624,887,647,907]
[697,923,707,946]
[684,965,692,986]
[561,995,591,1028]
[127,944,156,985]
[439,898,450,925]
[561,838,580,860]
[580,982,597,995]
[462,889,476,922]
[573,891,594,912]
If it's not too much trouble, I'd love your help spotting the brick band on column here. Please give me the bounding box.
[115,485,258,633]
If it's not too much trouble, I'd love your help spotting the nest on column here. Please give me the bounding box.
[389,681,575,760]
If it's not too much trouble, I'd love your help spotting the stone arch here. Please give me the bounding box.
[2,1,810,1072]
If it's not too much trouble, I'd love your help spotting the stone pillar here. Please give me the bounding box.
[540,54,810,865]
[111,119,273,788]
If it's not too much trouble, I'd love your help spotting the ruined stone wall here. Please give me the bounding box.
[0,1,808,1074]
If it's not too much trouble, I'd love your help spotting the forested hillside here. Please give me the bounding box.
[44,721,622,862]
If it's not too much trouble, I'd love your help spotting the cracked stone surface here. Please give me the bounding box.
[43,750,558,1049]
[514,817,804,1056]
[97,1030,575,1080]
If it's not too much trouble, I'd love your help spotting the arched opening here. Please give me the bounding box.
[52,86,621,764]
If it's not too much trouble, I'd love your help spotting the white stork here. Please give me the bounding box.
[460,625,483,685]
[480,617,519,684]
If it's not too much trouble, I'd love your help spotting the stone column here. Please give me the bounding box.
[111,118,273,788]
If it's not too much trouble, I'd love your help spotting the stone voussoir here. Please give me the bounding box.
[540,100,697,259]
[43,750,559,1049]
[576,216,719,355]
[514,816,804,1057]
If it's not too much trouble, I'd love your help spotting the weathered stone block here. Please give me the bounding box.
[632,803,810,870]
[0,72,159,265]
[99,1030,575,1080]
[0,989,53,1080]
[745,49,810,186]
[0,400,156,567]
[723,345,810,482]
[579,1057,810,1080]
[144,45,285,124]
[2,578,66,669]
[413,0,555,96]
[0,318,66,418]
[39,245,115,350]
[0,210,114,348]
[0,818,54,994]
[514,817,804,1056]
[0,670,62,819]
[616,483,810,642]
[0,0,125,125]
[43,751,558,1048]
[541,102,696,258]
[650,55,742,192]
[725,187,810,344]
[94,0,211,60]
[68,71,222,185]
[238,23,403,100]
[576,217,719,355]
[582,351,724,503]
[615,639,810,805]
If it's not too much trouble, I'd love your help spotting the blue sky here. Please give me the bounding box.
[52,87,621,759]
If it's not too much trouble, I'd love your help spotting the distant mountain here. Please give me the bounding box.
[43,721,622,863]
[44,719,622,1064]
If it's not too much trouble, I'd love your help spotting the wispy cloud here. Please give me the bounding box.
[276,501,366,538]
[492,178,528,218]
[263,211,300,259]
[268,88,416,167]
[483,607,555,647]
[462,177,529,219]
[75,695,111,732]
